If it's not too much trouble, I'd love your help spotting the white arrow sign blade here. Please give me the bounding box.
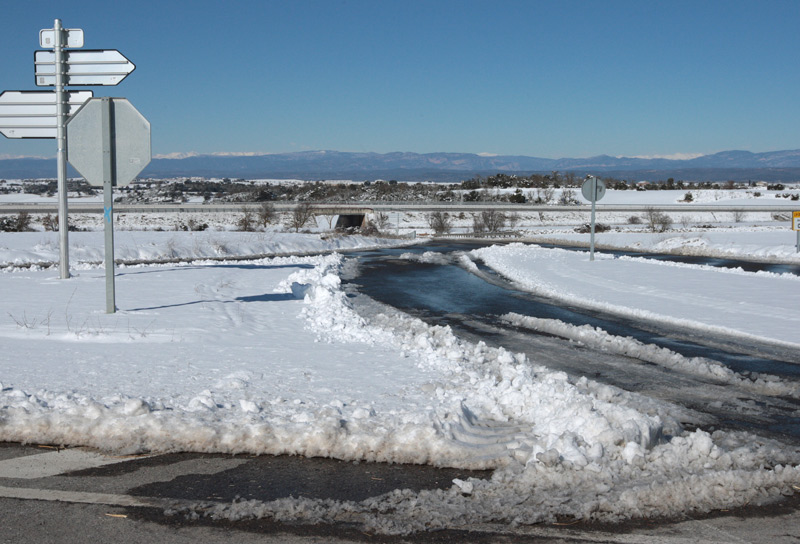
[0,90,93,138]
[34,49,135,86]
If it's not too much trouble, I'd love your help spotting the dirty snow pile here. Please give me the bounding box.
[1,235,799,533]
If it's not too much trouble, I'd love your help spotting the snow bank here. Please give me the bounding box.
[502,313,799,397]
[174,253,799,533]
[524,228,800,263]
[0,231,415,269]
[472,243,800,347]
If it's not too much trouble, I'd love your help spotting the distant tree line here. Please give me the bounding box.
[5,173,792,207]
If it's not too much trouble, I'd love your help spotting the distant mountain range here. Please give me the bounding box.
[3,149,800,182]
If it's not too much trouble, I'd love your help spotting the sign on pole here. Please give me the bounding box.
[793,211,800,253]
[581,176,606,202]
[581,176,606,261]
[0,19,140,279]
[34,49,135,86]
[40,28,83,48]
[66,97,151,187]
[0,90,92,138]
[67,97,151,313]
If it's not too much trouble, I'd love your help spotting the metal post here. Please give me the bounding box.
[101,98,116,313]
[54,19,70,279]
[589,194,597,261]
[589,177,597,261]
[796,229,799,253]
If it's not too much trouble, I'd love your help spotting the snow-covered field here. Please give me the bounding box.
[2,192,800,533]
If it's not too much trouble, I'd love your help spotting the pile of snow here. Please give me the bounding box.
[523,229,800,263]
[398,250,454,265]
[0,231,415,268]
[471,243,800,347]
[170,252,800,534]
[502,313,798,397]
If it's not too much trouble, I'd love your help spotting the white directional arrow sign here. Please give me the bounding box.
[34,49,135,86]
[0,90,93,138]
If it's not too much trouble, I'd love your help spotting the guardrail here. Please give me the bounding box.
[1,201,798,214]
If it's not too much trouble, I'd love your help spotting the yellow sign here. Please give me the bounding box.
[794,211,800,231]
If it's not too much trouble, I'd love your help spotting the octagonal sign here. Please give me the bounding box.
[66,97,150,186]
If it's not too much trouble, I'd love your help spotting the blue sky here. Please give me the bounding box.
[1,0,798,160]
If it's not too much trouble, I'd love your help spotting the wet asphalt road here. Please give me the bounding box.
[1,441,800,543]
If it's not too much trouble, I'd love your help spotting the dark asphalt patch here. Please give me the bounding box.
[127,453,492,502]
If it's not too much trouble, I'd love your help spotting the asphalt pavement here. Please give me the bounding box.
[1,441,800,543]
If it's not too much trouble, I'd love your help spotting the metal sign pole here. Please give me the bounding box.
[101,98,116,313]
[589,179,597,261]
[54,19,70,279]
[582,175,606,262]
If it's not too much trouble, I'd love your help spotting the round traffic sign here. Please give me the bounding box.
[581,177,606,202]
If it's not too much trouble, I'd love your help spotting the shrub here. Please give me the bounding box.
[257,202,277,227]
[373,212,391,231]
[558,189,579,205]
[575,223,610,233]
[508,189,526,203]
[41,213,58,231]
[287,202,315,232]
[237,207,255,231]
[427,211,452,235]
[644,207,673,232]
[0,212,33,232]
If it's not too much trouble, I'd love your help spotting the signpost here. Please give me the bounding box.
[67,97,151,313]
[581,176,606,261]
[793,211,800,253]
[1,19,139,280]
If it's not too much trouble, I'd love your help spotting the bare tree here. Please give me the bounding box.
[374,211,391,231]
[427,211,452,235]
[481,210,506,232]
[257,202,276,228]
[287,202,315,232]
[644,207,673,232]
[558,189,579,205]
[237,206,255,232]
[506,212,520,230]
[472,213,486,233]
[534,187,554,204]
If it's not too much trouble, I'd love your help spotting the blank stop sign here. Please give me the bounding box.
[66,97,150,186]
